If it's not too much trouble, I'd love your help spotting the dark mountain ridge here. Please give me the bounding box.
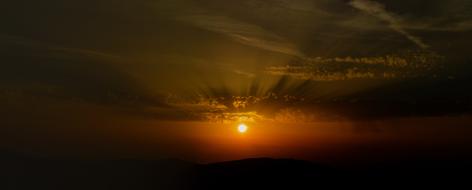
[1,151,471,189]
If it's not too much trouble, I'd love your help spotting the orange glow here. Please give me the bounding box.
[238,123,248,133]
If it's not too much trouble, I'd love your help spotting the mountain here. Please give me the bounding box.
[1,151,471,189]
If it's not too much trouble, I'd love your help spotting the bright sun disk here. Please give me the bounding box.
[238,124,248,133]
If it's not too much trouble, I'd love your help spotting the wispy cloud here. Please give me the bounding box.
[404,18,472,32]
[233,70,256,78]
[0,34,120,61]
[178,15,303,56]
[349,0,429,49]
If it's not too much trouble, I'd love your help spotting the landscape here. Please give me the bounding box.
[1,0,472,189]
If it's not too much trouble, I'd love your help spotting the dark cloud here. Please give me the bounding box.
[0,36,164,107]
[0,0,471,124]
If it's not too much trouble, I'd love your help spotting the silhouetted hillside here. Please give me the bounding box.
[1,151,471,189]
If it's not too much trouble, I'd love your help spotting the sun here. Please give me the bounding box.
[237,123,248,133]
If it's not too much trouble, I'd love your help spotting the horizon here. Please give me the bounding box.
[2,0,472,188]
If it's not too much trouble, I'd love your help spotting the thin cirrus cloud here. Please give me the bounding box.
[349,0,429,49]
[178,15,303,57]
[402,18,472,32]
[0,34,121,61]
[233,70,256,78]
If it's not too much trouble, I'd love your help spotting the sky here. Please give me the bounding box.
[1,0,472,163]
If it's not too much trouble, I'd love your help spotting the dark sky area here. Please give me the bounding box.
[1,0,472,163]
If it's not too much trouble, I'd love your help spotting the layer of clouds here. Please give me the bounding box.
[1,0,471,125]
[166,92,316,123]
[265,51,443,81]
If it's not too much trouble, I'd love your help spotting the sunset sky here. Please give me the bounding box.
[1,0,472,163]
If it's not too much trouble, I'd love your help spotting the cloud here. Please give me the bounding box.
[233,70,256,78]
[2,0,471,124]
[0,35,170,110]
[0,34,121,62]
[179,15,303,56]
[349,0,429,49]
[402,18,472,32]
[165,89,311,123]
[265,51,443,81]
[274,108,316,123]
[165,95,263,123]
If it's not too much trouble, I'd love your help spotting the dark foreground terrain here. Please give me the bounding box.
[2,151,471,189]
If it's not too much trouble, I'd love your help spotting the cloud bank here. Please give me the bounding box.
[265,51,443,81]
